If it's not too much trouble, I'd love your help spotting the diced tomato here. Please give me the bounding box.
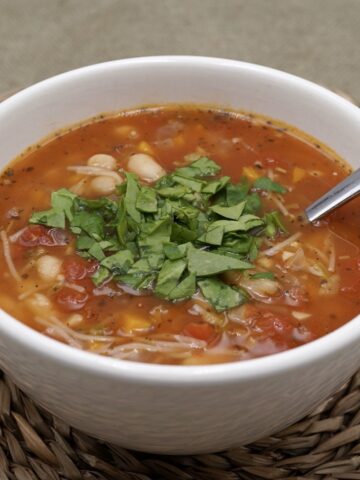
[253,312,294,344]
[62,256,99,281]
[86,260,99,275]
[56,287,88,311]
[63,257,87,280]
[17,225,48,247]
[183,322,215,342]
[284,286,309,306]
[17,225,69,247]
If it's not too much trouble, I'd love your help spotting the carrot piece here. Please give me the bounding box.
[183,322,215,341]
[293,167,306,183]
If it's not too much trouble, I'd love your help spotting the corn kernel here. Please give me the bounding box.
[137,141,155,155]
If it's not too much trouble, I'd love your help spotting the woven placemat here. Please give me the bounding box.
[1,370,360,480]
[1,89,360,480]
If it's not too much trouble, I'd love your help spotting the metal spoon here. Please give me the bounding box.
[305,168,360,222]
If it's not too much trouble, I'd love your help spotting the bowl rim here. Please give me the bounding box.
[1,55,360,385]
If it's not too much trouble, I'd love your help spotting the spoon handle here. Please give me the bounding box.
[305,168,360,222]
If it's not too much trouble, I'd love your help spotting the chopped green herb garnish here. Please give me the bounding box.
[29,157,287,310]
[198,277,247,312]
[254,176,287,193]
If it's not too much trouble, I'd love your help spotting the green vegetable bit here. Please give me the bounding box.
[29,156,288,312]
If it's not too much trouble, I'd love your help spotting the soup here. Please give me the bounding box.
[0,106,359,365]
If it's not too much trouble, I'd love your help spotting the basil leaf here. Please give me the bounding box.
[198,278,247,312]
[163,242,189,260]
[168,272,196,300]
[202,176,230,195]
[76,234,95,250]
[197,225,224,246]
[155,259,187,298]
[264,211,287,238]
[100,250,134,275]
[51,188,76,221]
[124,173,141,223]
[157,185,190,198]
[249,237,261,261]
[116,198,128,246]
[210,200,246,220]
[171,223,197,243]
[226,180,249,206]
[172,175,204,192]
[138,218,172,252]
[210,215,263,233]
[188,248,252,276]
[88,242,105,261]
[92,266,111,286]
[244,193,261,214]
[136,187,158,212]
[29,208,65,229]
[175,157,221,177]
[70,211,103,240]
[254,176,287,193]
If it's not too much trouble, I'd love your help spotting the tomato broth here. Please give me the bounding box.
[0,106,359,365]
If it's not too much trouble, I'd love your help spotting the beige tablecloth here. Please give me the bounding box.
[1,0,359,99]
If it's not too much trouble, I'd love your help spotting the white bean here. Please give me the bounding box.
[127,153,166,182]
[87,154,117,170]
[67,313,83,327]
[36,255,62,281]
[90,175,116,195]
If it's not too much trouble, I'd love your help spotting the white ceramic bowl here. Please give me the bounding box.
[0,56,359,454]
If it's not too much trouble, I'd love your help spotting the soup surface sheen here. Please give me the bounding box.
[0,106,359,365]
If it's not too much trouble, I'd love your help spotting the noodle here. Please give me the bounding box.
[262,232,302,257]
[67,165,123,184]
[0,230,21,281]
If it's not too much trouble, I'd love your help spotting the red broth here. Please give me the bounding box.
[0,106,359,365]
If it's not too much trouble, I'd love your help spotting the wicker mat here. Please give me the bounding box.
[1,90,360,480]
[1,370,360,480]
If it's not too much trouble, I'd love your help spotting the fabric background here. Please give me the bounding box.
[0,0,359,99]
